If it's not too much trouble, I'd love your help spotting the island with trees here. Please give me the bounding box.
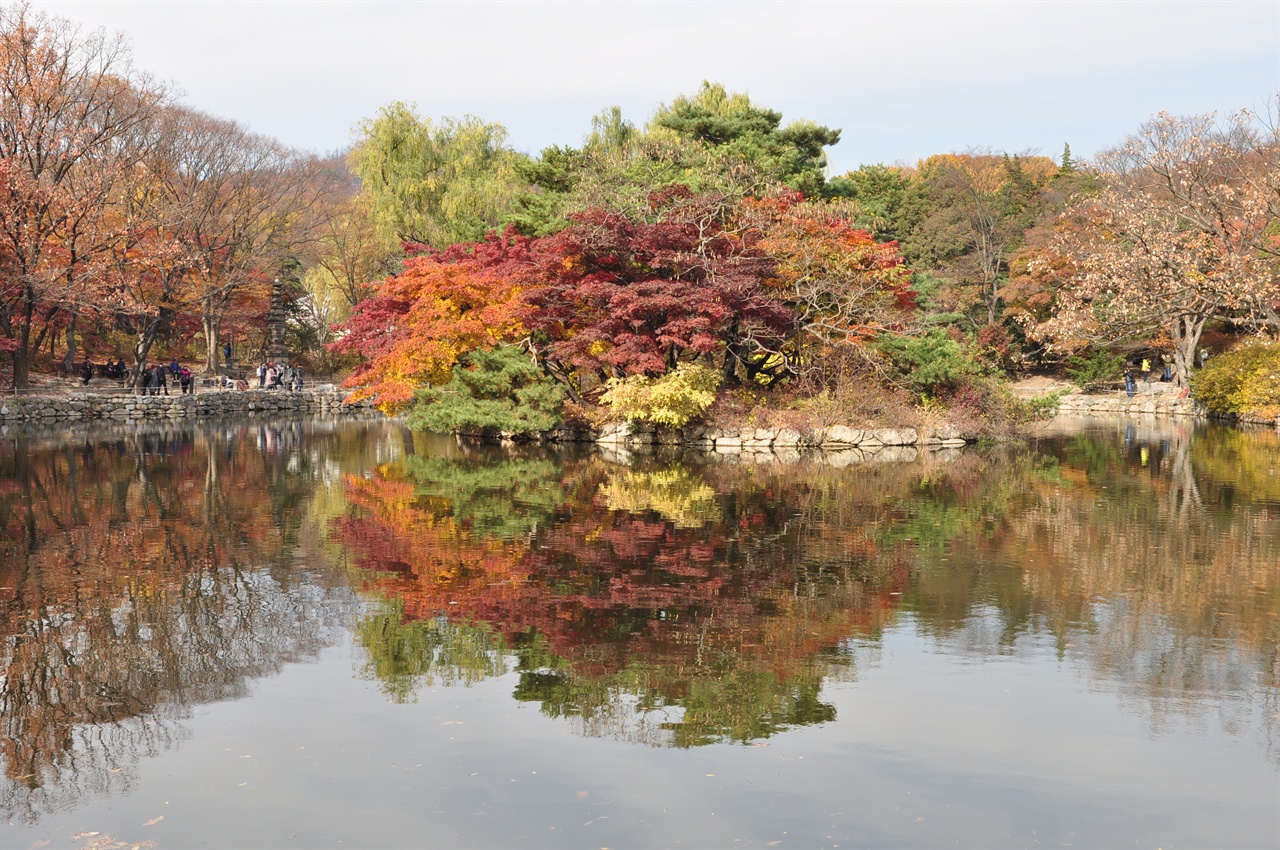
[2,3,1277,436]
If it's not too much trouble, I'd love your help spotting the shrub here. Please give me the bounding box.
[1191,341,1280,419]
[407,345,565,435]
[1064,349,1125,389]
[877,330,980,396]
[600,363,721,428]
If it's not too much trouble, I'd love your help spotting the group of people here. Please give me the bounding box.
[74,354,306,395]
[138,361,194,395]
[1123,351,1209,397]
[256,361,304,392]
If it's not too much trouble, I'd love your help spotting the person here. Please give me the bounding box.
[257,362,267,389]
[1140,357,1151,382]
[152,363,168,396]
[265,363,277,390]
[80,356,93,385]
[179,366,193,395]
[292,366,304,392]
[223,342,232,365]
[169,359,180,376]
[139,365,152,396]
[1124,369,1137,398]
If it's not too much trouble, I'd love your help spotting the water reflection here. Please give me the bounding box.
[0,419,393,822]
[339,424,1280,753]
[2,416,1278,827]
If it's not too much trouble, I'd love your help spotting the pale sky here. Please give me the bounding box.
[33,0,1280,174]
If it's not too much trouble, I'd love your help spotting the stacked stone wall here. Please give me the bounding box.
[0,388,379,424]
[1050,393,1278,427]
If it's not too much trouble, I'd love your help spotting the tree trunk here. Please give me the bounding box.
[12,295,34,390]
[131,310,170,392]
[1169,314,1207,389]
[203,298,221,375]
[63,309,78,375]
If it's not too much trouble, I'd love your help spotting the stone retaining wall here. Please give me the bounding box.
[0,388,379,423]
[592,420,968,451]
[1050,393,1278,427]
[1053,393,1203,418]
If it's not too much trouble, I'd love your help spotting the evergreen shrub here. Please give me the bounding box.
[407,346,565,435]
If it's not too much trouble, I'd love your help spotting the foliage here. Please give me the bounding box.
[651,81,841,198]
[331,232,530,409]
[520,188,793,388]
[1065,349,1126,389]
[348,102,528,250]
[1190,341,1280,419]
[743,194,915,377]
[0,4,167,387]
[509,83,840,237]
[877,330,980,396]
[1032,110,1280,386]
[406,345,566,436]
[600,362,721,427]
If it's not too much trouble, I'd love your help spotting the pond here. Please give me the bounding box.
[1,416,1277,849]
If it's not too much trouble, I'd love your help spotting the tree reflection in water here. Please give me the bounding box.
[340,424,1280,753]
[0,419,380,822]
[3,417,1277,821]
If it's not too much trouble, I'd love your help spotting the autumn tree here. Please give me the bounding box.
[108,105,332,378]
[908,151,1056,328]
[0,3,167,387]
[1033,110,1280,386]
[330,231,531,409]
[743,194,915,380]
[520,188,793,392]
[305,155,398,312]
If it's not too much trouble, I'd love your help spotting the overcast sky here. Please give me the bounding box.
[33,0,1280,173]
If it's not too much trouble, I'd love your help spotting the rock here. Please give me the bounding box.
[875,428,917,446]
[825,425,861,445]
[773,428,802,447]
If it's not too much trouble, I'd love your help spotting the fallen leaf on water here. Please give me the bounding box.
[142,817,164,827]
[440,721,462,726]
[28,840,52,849]
[72,833,100,839]
[747,742,769,748]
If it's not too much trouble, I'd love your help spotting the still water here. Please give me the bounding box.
[1,416,1277,849]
